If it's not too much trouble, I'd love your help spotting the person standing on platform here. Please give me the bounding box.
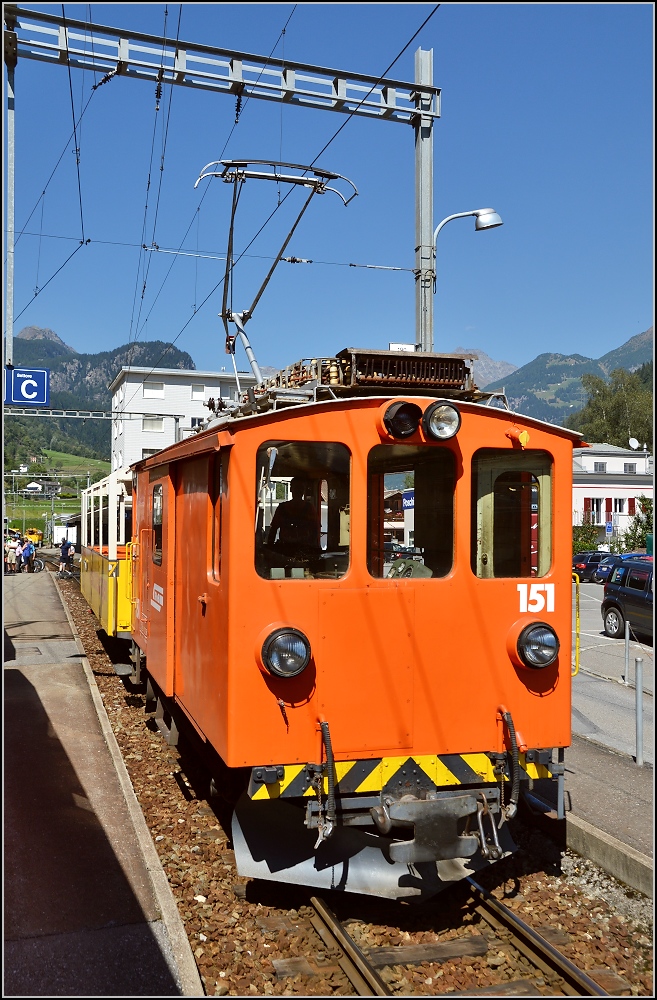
[22,537,35,572]
[15,538,24,573]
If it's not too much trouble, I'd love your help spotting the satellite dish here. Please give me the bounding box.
[629,438,640,450]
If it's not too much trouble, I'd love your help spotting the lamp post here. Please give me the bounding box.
[430,208,503,352]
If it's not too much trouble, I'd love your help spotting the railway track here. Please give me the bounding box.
[55,578,650,998]
[467,879,608,997]
[303,886,609,997]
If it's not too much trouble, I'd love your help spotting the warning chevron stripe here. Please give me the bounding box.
[249,752,552,799]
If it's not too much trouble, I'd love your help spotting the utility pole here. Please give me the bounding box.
[414,48,434,352]
[4,9,17,369]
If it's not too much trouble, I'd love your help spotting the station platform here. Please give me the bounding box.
[3,569,203,997]
[3,570,653,996]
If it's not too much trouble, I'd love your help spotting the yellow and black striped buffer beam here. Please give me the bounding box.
[248,752,554,800]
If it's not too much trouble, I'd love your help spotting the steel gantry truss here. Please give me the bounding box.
[3,4,441,362]
[5,4,439,123]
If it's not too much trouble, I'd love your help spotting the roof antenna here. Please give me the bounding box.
[194,160,357,389]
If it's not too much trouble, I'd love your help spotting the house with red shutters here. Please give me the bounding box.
[572,443,653,548]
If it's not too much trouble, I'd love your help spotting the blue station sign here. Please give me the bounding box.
[4,367,50,407]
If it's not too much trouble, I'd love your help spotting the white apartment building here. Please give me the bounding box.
[572,443,653,546]
[109,366,258,471]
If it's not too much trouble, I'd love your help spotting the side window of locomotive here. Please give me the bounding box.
[211,452,227,580]
[367,445,455,579]
[471,449,552,578]
[152,484,163,566]
[255,441,350,580]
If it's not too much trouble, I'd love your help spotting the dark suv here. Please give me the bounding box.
[591,552,646,584]
[601,559,653,639]
[572,551,606,582]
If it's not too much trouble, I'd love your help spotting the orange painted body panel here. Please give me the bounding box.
[134,464,176,697]
[132,397,574,768]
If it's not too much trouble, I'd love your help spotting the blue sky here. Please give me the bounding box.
[4,3,654,375]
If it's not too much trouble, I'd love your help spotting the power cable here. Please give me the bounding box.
[12,228,414,271]
[12,241,89,325]
[33,196,45,297]
[12,88,97,253]
[309,4,440,168]
[215,4,298,164]
[124,2,297,363]
[216,4,441,331]
[127,4,182,367]
[115,5,299,410]
[62,4,85,241]
[150,5,182,243]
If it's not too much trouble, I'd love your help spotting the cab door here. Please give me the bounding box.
[173,453,225,735]
[143,467,174,695]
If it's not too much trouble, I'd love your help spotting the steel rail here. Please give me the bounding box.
[467,877,609,997]
[310,896,392,997]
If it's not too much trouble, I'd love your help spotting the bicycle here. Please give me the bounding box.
[33,557,45,573]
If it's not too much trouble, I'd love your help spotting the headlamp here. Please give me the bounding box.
[516,622,559,669]
[383,401,422,439]
[261,628,311,678]
[422,401,461,441]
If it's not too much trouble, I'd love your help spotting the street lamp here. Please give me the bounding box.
[430,208,503,351]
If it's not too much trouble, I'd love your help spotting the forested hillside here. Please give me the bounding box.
[484,327,653,423]
[565,361,653,450]
[6,330,196,468]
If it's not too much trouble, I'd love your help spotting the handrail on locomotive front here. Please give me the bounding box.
[572,572,580,676]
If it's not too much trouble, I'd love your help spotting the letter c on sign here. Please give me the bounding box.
[20,378,38,399]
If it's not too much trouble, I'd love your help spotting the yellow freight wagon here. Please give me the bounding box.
[81,469,133,637]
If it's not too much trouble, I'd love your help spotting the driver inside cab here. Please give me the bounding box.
[267,477,319,557]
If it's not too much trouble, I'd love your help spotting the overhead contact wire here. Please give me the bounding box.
[121,6,299,412]
[309,4,440,167]
[126,4,175,367]
[62,4,85,242]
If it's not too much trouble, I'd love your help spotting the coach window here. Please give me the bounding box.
[471,449,552,578]
[255,441,350,580]
[367,445,455,579]
[153,484,163,565]
[211,452,227,580]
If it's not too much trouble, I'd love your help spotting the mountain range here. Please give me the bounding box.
[13,327,195,405]
[482,327,653,423]
[6,324,653,463]
[7,329,195,464]
[451,347,517,389]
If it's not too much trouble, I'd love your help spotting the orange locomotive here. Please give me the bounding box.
[130,348,579,899]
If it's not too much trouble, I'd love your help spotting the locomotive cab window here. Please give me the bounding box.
[152,484,163,565]
[471,449,552,578]
[367,445,455,579]
[255,441,350,579]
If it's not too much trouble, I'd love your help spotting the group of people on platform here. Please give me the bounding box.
[4,534,75,575]
[4,534,36,574]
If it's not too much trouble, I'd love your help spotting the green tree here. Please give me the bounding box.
[622,496,653,551]
[566,368,653,450]
[572,516,600,555]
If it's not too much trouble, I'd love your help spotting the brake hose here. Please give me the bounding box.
[502,710,520,819]
[319,720,337,828]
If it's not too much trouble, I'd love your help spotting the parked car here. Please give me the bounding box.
[572,551,607,581]
[591,552,647,584]
[601,559,653,639]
